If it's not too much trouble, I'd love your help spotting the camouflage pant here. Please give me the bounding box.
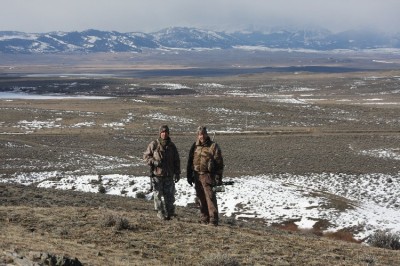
[152,176,176,218]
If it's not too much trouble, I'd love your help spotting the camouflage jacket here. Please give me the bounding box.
[143,138,181,178]
[187,137,224,178]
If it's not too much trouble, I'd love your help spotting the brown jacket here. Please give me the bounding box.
[143,138,180,177]
[187,137,224,177]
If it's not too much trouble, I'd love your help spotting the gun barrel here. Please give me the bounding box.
[212,181,234,192]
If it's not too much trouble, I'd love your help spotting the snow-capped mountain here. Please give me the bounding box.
[152,27,236,49]
[0,27,399,54]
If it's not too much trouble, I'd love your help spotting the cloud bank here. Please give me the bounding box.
[1,0,399,33]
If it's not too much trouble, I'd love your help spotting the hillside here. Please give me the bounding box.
[2,183,400,266]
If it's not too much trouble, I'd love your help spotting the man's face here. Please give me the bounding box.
[160,131,169,139]
[198,132,207,143]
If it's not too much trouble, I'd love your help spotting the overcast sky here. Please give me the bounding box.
[1,0,399,33]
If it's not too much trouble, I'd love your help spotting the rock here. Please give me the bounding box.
[3,250,83,266]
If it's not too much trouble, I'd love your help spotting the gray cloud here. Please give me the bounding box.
[1,0,399,33]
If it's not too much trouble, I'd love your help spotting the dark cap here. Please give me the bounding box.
[159,125,170,134]
[197,126,207,134]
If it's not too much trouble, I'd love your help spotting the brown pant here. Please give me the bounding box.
[194,173,218,225]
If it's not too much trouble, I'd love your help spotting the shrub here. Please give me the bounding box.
[136,191,146,199]
[98,185,106,194]
[368,230,400,250]
[115,217,131,231]
[101,214,116,227]
[199,253,240,266]
[101,215,131,231]
[224,216,237,226]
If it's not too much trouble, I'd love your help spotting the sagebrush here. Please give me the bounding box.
[368,230,400,250]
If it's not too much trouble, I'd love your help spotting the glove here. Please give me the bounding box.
[187,175,193,186]
[215,175,222,186]
[153,160,161,168]
[174,174,180,183]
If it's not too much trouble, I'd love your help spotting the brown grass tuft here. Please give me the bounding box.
[199,253,240,266]
[324,229,361,243]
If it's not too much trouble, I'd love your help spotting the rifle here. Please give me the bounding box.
[212,181,234,192]
[147,164,155,193]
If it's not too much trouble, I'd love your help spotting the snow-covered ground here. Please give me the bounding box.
[2,170,399,241]
[1,83,399,242]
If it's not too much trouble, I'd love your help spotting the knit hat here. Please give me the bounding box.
[159,125,170,134]
[197,126,207,134]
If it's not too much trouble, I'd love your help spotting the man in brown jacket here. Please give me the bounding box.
[186,126,224,226]
[143,125,181,220]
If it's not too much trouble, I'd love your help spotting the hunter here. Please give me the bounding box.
[143,125,181,220]
[187,126,224,226]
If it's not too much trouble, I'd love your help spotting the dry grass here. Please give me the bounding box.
[324,230,362,244]
[1,184,400,265]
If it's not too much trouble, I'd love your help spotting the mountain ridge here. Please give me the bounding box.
[1,26,399,54]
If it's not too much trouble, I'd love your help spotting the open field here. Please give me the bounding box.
[1,70,400,176]
[1,51,400,265]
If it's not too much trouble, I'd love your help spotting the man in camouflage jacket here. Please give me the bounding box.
[187,126,224,226]
[143,125,181,220]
